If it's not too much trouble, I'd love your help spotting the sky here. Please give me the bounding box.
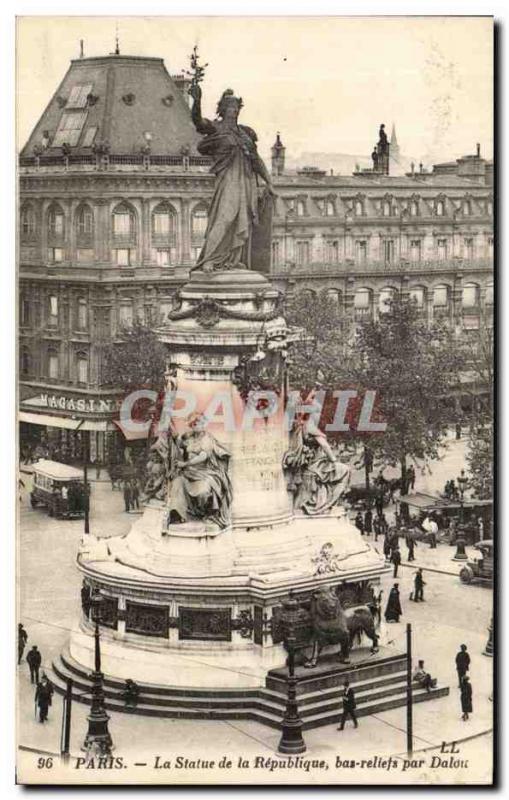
[16,15,493,167]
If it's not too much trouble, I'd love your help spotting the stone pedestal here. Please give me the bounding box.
[69,269,388,690]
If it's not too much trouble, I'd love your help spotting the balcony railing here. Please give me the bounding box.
[19,153,213,173]
[274,258,493,275]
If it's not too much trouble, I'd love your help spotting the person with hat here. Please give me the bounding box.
[455,644,470,688]
[338,680,358,730]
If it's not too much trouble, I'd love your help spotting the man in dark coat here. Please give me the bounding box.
[26,645,42,685]
[354,512,365,536]
[338,680,358,730]
[123,480,132,513]
[375,491,384,518]
[455,644,470,688]
[414,568,425,601]
[373,515,381,542]
[385,584,402,622]
[460,676,473,720]
[391,547,401,578]
[364,508,373,536]
[406,534,416,562]
[18,623,28,665]
[383,534,392,562]
[408,465,416,491]
[35,675,53,723]
[379,513,389,535]
[131,480,140,510]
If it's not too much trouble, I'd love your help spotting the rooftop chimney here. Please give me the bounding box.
[476,142,481,157]
[79,39,84,58]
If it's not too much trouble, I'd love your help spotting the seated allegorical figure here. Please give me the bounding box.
[166,412,233,530]
[283,405,351,516]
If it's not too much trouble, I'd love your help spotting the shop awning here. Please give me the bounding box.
[19,412,115,432]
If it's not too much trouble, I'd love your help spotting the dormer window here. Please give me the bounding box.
[410,200,419,217]
[436,199,445,217]
[382,201,391,217]
[66,84,93,109]
[463,200,472,216]
[325,200,335,217]
[296,200,306,217]
[52,110,88,147]
[354,200,364,216]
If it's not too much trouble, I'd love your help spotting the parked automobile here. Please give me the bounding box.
[459,540,494,585]
[30,459,87,519]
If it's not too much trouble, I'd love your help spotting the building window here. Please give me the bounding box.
[410,200,419,217]
[384,239,395,263]
[21,205,36,236]
[437,238,448,261]
[115,249,131,266]
[326,240,339,263]
[77,352,89,384]
[462,284,479,309]
[296,240,310,266]
[112,204,135,238]
[463,237,474,260]
[325,200,335,217]
[152,204,176,239]
[20,348,31,376]
[487,237,494,258]
[52,110,88,147]
[77,248,94,262]
[20,297,30,326]
[325,289,340,304]
[48,348,59,379]
[354,200,364,216]
[119,302,133,327]
[487,200,493,216]
[48,206,65,236]
[153,248,176,267]
[382,200,391,217]
[191,207,208,239]
[354,289,370,309]
[436,199,445,216]
[355,240,367,265]
[191,246,202,264]
[76,205,94,236]
[77,297,87,330]
[48,295,58,326]
[66,84,93,109]
[463,200,472,216]
[409,239,421,262]
[296,200,306,217]
[433,286,448,307]
[410,287,425,308]
[48,247,64,263]
[485,284,494,306]
[271,240,281,267]
[379,287,395,313]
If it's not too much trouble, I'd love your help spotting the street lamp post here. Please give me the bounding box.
[453,470,469,561]
[82,592,113,755]
[278,593,306,755]
[483,617,494,657]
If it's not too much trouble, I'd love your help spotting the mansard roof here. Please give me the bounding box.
[20,54,202,158]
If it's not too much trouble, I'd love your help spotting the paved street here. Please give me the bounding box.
[17,436,493,785]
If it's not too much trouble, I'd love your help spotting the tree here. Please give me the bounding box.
[350,296,465,482]
[462,320,494,499]
[103,320,168,395]
[466,424,493,499]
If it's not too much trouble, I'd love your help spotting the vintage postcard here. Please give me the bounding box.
[16,14,494,786]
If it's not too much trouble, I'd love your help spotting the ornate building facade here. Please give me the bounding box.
[18,50,494,463]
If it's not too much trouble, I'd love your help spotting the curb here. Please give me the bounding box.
[400,561,462,578]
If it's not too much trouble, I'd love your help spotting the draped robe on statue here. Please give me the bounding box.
[193,121,266,271]
[168,430,233,529]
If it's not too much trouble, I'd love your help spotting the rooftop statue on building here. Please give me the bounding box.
[188,48,276,273]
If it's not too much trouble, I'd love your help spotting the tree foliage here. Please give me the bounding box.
[466,424,493,499]
[285,290,465,478]
[103,320,168,394]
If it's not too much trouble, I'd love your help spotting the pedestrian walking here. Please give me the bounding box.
[413,568,425,601]
[406,534,416,562]
[455,421,462,440]
[34,674,53,723]
[408,465,416,492]
[373,515,381,542]
[354,512,365,536]
[338,680,358,730]
[477,517,484,542]
[383,534,391,562]
[26,645,42,685]
[364,507,373,536]
[391,547,401,578]
[18,623,28,664]
[384,583,402,623]
[460,676,473,721]
[455,644,470,688]
[131,480,140,511]
[379,513,389,535]
[123,480,132,513]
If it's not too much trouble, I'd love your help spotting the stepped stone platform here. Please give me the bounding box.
[49,645,449,731]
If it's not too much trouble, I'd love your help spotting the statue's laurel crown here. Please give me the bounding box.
[216,88,244,116]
